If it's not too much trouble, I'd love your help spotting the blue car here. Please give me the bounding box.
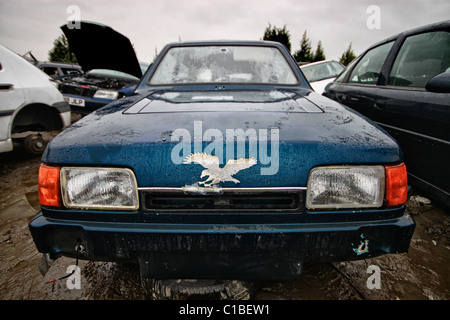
[55,21,148,114]
[30,41,414,297]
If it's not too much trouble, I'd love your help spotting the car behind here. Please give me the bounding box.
[54,21,145,114]
[0,44,71,155]
[34,61,83,78]
[324,20,450,208]
[300,60,345,93]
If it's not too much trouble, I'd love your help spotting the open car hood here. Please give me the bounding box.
[61,21,142,79]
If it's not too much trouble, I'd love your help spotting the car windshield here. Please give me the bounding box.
[63,68,83,75]
[87,69,139,81]
[148,45,298,85]
[140,62,150,74]
[301,61,345,82]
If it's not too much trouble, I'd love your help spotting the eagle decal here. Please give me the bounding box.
[182,153,257,187]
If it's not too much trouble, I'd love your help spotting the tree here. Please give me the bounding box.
[293,30,313,63]
[339,42,357,66]
[313,40,326,62]
[48,34,77,64]
[263,23,292,52]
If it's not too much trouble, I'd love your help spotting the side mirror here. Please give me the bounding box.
[425,72,450,93]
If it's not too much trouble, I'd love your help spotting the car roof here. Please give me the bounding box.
[300,60,341,68]
[36,61,82,68]
[161,40,290,50]
[362,20,450,52]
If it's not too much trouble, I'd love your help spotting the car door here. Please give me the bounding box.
[327,40,396,120]
[0,50,25,152]
[369,30,450,204]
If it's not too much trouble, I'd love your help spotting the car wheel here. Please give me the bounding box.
[141,278,259,300]
[23,134,46,155]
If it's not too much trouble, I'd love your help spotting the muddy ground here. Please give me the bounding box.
[0,134,449,301]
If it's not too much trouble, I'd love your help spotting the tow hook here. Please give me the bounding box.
[75,243,86,256]
[43,242,84,284]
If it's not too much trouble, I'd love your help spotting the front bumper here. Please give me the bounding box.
[29,212,415,279]
[63,94,113,114]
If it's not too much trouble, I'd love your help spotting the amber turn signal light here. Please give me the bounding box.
[384,163,408,207]
[38,164,61,207]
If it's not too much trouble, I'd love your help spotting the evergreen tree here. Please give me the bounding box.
[339,42,357,66]
[293,30,313,63]
[48,34,77,63]
[263,23,292,52]
[313,41,326,62]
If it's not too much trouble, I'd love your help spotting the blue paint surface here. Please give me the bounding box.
[44,88,401,188]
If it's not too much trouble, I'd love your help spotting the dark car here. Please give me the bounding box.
[323,21,450,208]
[29,41,414,297]
[34,61,83,78]
[54,21,146,114]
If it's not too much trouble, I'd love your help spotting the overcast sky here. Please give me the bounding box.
[0,0,449,64]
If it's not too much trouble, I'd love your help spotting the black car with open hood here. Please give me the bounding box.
[55,21,147,114]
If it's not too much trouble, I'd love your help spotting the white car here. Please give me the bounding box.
[300,60,345,93]
[0,44,71,154]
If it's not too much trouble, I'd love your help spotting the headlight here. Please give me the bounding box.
[306,166,385,209]
[60,167,139,210]
[93,90,119,100]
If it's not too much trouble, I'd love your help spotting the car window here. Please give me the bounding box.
[149,45,298,85]
[41,67,59,77]
[302,61,345,82]
[348,41,394,84]
[62,68,82,75]
[335,58,358,82]
[330,61,346,77]
[388,31,450,88]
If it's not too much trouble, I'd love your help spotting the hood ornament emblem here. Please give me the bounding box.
[182,153,257,187]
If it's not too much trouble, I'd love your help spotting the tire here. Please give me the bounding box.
[141,278,259,300]
[23,134,46,155]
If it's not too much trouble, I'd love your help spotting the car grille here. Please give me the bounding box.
[139,187,305,213]
[60,84,96,98]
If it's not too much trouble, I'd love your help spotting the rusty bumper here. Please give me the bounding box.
[29,212,415,279]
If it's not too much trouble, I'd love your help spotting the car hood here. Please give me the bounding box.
[43,89,402,187]
[309,78,336,94]
[61,21,142,79]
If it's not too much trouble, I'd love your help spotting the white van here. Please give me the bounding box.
[0,44,71,154]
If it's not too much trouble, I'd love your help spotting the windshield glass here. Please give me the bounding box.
[140,62,150,74]
[301,61,345,82]
[148,45,298,85]
[87,69,139,81]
